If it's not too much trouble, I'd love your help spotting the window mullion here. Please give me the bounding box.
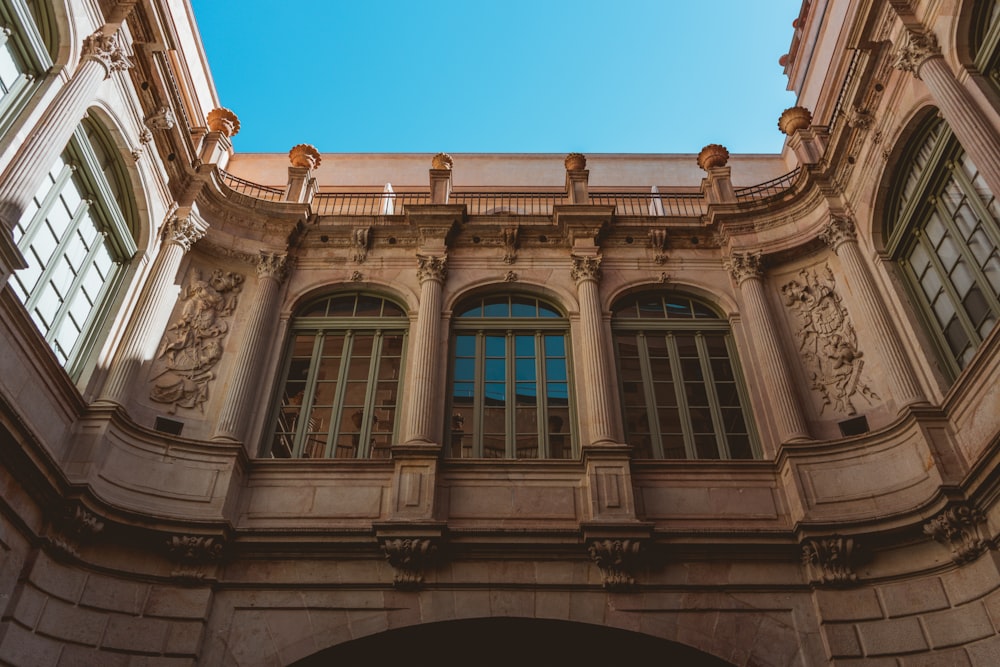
[15,162,74,249]
[325,330,355,458]
[695,333,729,460]
[392,330,408,447]
[292,333,325,457]
[473,331,485,458]
[505,330,516,459]
[357,330,384,457]
[725,333,763,459]
[635,331,665,459]
[666,333,697,459]
[22,198,91,313]
[933,195,1000,316]
[44,229,105,347]
[535,331,547,459]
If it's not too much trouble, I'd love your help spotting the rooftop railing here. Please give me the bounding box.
[589,192,706,217]
[219,170,286,202]
[312,191,431,216]
[734,167,802,203]
[450,191,568,216]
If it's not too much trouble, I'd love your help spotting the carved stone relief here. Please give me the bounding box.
[150,268,244,413]
[352,226,371,264]
[166,534,226,579]
[781,265,879,415]
[48,504,104,558]
[802,535,860,586]
[924,503,991,564]
[648,228,668,264]
[501,226,518,264]
[380,537,439,589]
[588,538,642,591]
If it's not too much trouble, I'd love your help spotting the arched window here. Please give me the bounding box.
[886,114,1000,374]
[970,0,1000,97]
[448,295,573,459]
[269,293,408,459]
[612,292,757,460]
[9,121,137,375]
[0,0,54,137]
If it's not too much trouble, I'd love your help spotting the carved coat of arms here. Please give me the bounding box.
[781,265,878,415]
[150,268,243,413]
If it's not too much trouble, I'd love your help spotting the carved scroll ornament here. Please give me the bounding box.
[150,268,244,413]
[802,535,859,586]
[781,265,879,415]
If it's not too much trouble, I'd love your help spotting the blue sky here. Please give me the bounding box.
[190,1,801,154]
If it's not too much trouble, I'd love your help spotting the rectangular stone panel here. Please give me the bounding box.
[448,484,578,520]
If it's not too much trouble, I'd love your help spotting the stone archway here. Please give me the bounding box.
[290,617,735,667]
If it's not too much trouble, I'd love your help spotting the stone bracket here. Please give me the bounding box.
[47,503,104,558]
[924,502,991,564]
[583,524,652,591]
[375,523,447,590]
[165,533,227,579]
[801,534,861,587]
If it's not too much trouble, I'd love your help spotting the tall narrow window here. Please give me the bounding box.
[0,0,54,136]
[448,295,573,459]
[887,114,1000,374]
[9,122,137,374]
[269,293,408,459]
[613,293,757,460]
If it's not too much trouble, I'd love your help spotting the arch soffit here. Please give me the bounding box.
[869,103,941,250]
[444,277,578,318]
[282,280,417,320]
[606,277,740,321]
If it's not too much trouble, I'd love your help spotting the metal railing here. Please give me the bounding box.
[734,167,802,203]
[219,170,286,202]
[312,191,431,216]
[589,192,706,217]
[450,192,567,216]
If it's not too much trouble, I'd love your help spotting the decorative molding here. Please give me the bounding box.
[893,30,940,78]
[648,228,668,264]
[571,255,602,284]
[350,270,363,282]
[256,251,288,282]
[924,503,990,564]
[81,30,132,77]
[380,537,439,589]
[781,265,879,415]
[501,226,518,264]
[657,271,670,284]
[819,215,858,249]
[588,538,642,591]
[49,505,104,558]
[352,226,371,264]
[802,535,859,586]
[145,106,175,132]
[160,214,205,252]
[166,534,225,578]
[725,251,763,284]
[150,268,244,413]
[504,270,518,282]
[847,106,873,131]
[131,127,153,161]
[417,254,448,283]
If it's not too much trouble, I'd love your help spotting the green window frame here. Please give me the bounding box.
[612,293,758,460]
[9,122,137,376]
[448,295,575,459]
[886,114,1000,375]
[268,293,408,459]
[971,0,1000,97]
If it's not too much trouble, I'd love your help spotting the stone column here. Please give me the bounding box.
[894,29,1000,199]
[213,252,288,443]
[572,255,619,445]
[100,212,205,405]
[403,254,447,444]
[821,215,925,407]
[0,30,131,282]
[727,251,811,443]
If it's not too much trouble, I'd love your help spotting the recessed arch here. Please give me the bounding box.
[444,277,577,319]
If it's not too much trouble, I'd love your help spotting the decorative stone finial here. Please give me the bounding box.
[206,107,240,137]
[564,153,587,170]
[289,144,321,170]
[431,153,453,170]
[697,144,729,171]
[778,106,813,135]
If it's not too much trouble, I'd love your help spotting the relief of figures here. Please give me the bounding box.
[150,269,244,413]
[781,265,879,415]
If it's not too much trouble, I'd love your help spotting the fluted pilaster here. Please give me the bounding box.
[403,254,447,444]
[727,252,811,443]
[571,255,619,445]
[99,213,204,405]
[213,252,288,442]
[894,29,1000,199]
[821,216,925,407]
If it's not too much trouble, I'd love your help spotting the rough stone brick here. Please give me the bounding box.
[12,584,48,628]
[143,586,212,619]
[28,554,86,603]
[162,619,205,656]
[966,634,1000,666]
[35,596,108,645]
[0,622,63,667]
[815,588,884,622]
[923,602,995,649]
[857,616,929,656]
[900,647,973,667]
[102,615,169,653]
[823,622,862,658]
[80,573,148,615]
[880,578,950,617]
[982,587,1000,631]
[941,553,1000,606]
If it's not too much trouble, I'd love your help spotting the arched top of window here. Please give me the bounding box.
[971,0,1000,63]
[456,294,562,319]
[887,113,949,236]
[296,293,406,319]
[22,0,56,62]
[612,293,721,320]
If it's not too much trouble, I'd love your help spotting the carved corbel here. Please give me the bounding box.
[380,537,440,589]
[352,226,371,263]
[588,538,643,591]
[166,534,226,578]
[48,504,104,558]
[924,503,990,564]
[145,106,176,132]
[802,535,860,586]
[501,226,519,264]
[648,228,668,264]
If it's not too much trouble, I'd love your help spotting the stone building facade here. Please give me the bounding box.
[1,0,999,664]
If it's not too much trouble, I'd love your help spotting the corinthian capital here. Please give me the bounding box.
[893,30,940,79]
[417,254,448,284]
[571,255,602,284]
[820,215,858,250]
[256,252,288,282]
[160,214,205,251]
[81,30,132,78]
[725,251,763,284]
